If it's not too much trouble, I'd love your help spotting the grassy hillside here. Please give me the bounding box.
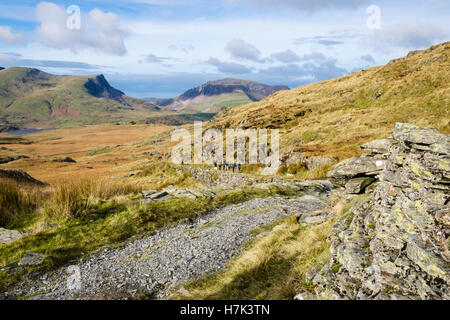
[0,67,161,129]
[156,78,288,114]
[210,42,450,159]
[178,91,254,114]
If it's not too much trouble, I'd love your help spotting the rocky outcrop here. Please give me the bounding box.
[183,166,333,194]
[300,123,449,300]
[0,228,23,244]
[282,152,335,171]
[84,75,128,105]
[327,156,386,190]
[152,78,288,112]
[19,252,47,266]
[0,169,47,186]
[52,157,76,163]
[304,156,336,171]
[0,155,29,164]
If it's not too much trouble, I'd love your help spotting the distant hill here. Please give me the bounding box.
[0,67,161,131]
[148,78,288,113]
[210,42,450,159]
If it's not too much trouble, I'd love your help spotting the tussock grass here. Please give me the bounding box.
[136,161,203,190]
[43,181,93,219]
[0,181,41,227]
[41,179,145,220]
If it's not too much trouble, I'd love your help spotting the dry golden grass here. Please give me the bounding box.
[210,42,450,160]
[0,181,41,227]
[0,124,174,184]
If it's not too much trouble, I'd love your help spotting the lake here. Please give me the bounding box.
[7,129,53,136]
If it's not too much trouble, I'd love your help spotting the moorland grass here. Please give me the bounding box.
[0,179,294,291]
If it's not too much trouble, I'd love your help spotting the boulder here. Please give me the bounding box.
[141,190,172,202]
[304,156,336,171]
[285,152,305,167]
[18,252,47,266]
[0,228,23,244]
[393,123,449,152]
[327,157,386,187]
[142,190,158,198]
[154,195,171,202]
[301,214,328,225]
[360,139,393,155]
[53,157,76,163]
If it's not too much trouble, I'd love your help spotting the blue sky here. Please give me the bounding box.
[0,0,449,97]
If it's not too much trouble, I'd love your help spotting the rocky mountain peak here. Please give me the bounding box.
[152,78,289,112]
[84,74,127,104]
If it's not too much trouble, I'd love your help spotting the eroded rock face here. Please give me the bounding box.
[327,157,386,188]
[307,123,449,300]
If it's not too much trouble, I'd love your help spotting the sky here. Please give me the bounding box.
[0,0,449,98]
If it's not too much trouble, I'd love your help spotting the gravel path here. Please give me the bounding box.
[7,195,329,300]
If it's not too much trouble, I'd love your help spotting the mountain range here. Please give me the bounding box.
[0,67,160,131]
[0,68,288,131]
[146,78,288,113]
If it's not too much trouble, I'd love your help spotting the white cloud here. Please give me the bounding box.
[368,21,449,51]
[235,0,371,11]
[207,57,252,74]
[270,49,301,63]
[360,54,375,63]
[0,53,15,64]
[36,2,128,56]
[0,26,26,45]
[270,50,329,63]
[145,53,168,63]
[224,38,265,63]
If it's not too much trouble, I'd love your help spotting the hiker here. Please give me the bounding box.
[232,162,236,172]
[223,161,226,171]
[214,161,217,170]
[238,163,242,173]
